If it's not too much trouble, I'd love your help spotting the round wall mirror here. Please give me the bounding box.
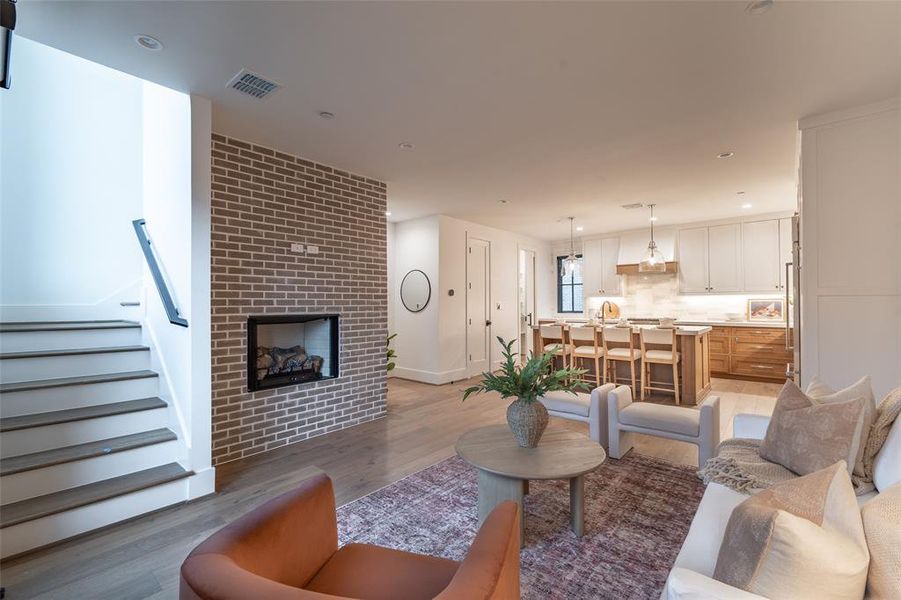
[400,269,431,312]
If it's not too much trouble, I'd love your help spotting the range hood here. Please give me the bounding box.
[616,228,678,274]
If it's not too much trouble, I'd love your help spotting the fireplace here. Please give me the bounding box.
[247,314,339,392]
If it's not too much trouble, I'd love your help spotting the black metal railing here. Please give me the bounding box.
[132,218,188,327]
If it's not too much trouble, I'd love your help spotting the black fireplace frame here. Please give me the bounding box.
[247,314,340,392]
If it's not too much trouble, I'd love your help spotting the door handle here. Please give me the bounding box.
[527,313,532,326]
[486,320,492,326]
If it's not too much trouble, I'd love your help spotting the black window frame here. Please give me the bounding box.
[556,254,584,314]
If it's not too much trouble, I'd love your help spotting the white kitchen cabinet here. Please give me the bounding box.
[581,239,603,300]
[677,227,709,293]
[600,237,621,295]
[707,223,743,292]
[778,217,793,290]
[581,237,621,300]
[742,220,781,292]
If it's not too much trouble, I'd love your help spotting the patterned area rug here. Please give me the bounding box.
[336,453,705,599]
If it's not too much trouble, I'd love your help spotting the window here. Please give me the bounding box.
[556,255,584,313]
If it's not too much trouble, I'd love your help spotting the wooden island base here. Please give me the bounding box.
[531,325,712,405]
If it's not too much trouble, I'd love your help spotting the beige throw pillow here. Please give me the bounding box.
[713,462,869,600]
[861,483,901,599]
[807,375,877,478]
[760,381,867,476]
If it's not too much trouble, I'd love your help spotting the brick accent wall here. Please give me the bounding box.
[211,133,388,465]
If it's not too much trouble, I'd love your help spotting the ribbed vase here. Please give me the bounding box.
[506,398,549,448]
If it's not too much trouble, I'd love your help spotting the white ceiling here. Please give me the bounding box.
[17,1,901,240]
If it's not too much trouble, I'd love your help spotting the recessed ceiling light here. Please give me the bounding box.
[576,226,584,232]
[398,142,414,150]
[318,111,335,119]
[717,151,734,159]
[745,0,774,16]
[737,191,746,195]
[385,211,392,217]
[499,199,509,204]
[741,203,753,209]
[134,34,163,51]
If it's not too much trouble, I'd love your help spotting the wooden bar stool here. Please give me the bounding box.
[639,327,681,404]
[603,326,640,392]
[539,324,573,369]
[570,325,605,387]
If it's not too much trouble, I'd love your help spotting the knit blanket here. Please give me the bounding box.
[700,387,901,496]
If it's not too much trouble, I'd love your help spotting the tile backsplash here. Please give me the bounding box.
[580,273,784,321]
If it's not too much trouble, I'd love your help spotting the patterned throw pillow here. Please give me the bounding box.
[759,381,866,476]
[713,462,869,600]
[806,375,876,478]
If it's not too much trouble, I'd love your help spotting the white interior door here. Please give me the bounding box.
[779,217,793,291]
[518,249,536,359]
[708,223,743,292]
[467,238,491,376]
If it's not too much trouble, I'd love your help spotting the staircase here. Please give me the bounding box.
[0,320,194,559]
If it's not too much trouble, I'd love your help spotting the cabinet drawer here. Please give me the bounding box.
[730,357,787,379]
[733,327,785,341]
[709,326,731,339]
[709,336,730,355]
[710,354,730,374]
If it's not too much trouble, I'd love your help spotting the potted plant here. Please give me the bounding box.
[463,337,588,448]
[386,333,397,372]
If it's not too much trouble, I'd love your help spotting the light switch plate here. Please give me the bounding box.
[307,245,320,254]
[290,243,304,253]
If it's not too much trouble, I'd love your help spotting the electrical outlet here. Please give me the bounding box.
[307,245,320,254]
[290,243,304,253]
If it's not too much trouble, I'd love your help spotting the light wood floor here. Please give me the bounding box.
[0,377,780,599]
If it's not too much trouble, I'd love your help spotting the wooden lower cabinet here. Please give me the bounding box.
[710,326,791,382]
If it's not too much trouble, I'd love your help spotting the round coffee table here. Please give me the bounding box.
[456,424,606,544]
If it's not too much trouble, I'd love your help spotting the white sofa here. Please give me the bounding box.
[663,411,901,599]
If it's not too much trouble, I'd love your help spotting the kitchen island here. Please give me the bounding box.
[531,323,712,405]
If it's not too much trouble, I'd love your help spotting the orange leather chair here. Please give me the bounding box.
[180,472,521,600]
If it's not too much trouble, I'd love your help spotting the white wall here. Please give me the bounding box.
[799,98,900,399]
[391,216,441,382]
[390,214,552,384]
[0,39,144,320]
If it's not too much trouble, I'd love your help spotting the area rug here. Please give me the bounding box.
[336,453,705,599]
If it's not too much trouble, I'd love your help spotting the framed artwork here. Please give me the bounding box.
[748,299,785,321]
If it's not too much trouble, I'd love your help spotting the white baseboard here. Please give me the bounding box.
[391,366,468,385]
[187,466,216,499]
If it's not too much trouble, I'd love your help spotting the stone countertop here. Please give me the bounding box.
[532,323,712,336]
[676,319,789,329]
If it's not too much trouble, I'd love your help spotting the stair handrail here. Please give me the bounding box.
[132,218,189,328]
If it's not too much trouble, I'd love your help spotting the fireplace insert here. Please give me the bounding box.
[247,314,339,391]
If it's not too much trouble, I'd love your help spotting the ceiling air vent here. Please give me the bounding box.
[620,202,644,210]
[227,69,280,99]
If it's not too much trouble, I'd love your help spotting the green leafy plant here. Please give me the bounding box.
[386,333,397,371]
[463,337,588,403]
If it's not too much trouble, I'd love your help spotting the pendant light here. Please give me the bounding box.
[639,204,666,273]
[562,217,579,276]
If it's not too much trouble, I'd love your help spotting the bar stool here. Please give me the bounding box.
[539,324,573,369]
[640,327,681,404]
[570,325,605,387]
[603,326,640,392]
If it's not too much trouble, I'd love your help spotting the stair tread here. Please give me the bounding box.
[0,397,167,432]
[0,345,150,360]
[0,462,192,528]
[0,428,177,476]
[0,320,140,333]
[0,369,158,393]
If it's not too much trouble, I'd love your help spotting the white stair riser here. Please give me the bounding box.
[0,475,190,560]
[0,328,142,353]
[1,408,168,457]
[0,350,150,383]
[1,439,180,504]
[1,377,159,416]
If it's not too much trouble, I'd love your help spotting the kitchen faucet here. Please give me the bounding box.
[600,300,614,327]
